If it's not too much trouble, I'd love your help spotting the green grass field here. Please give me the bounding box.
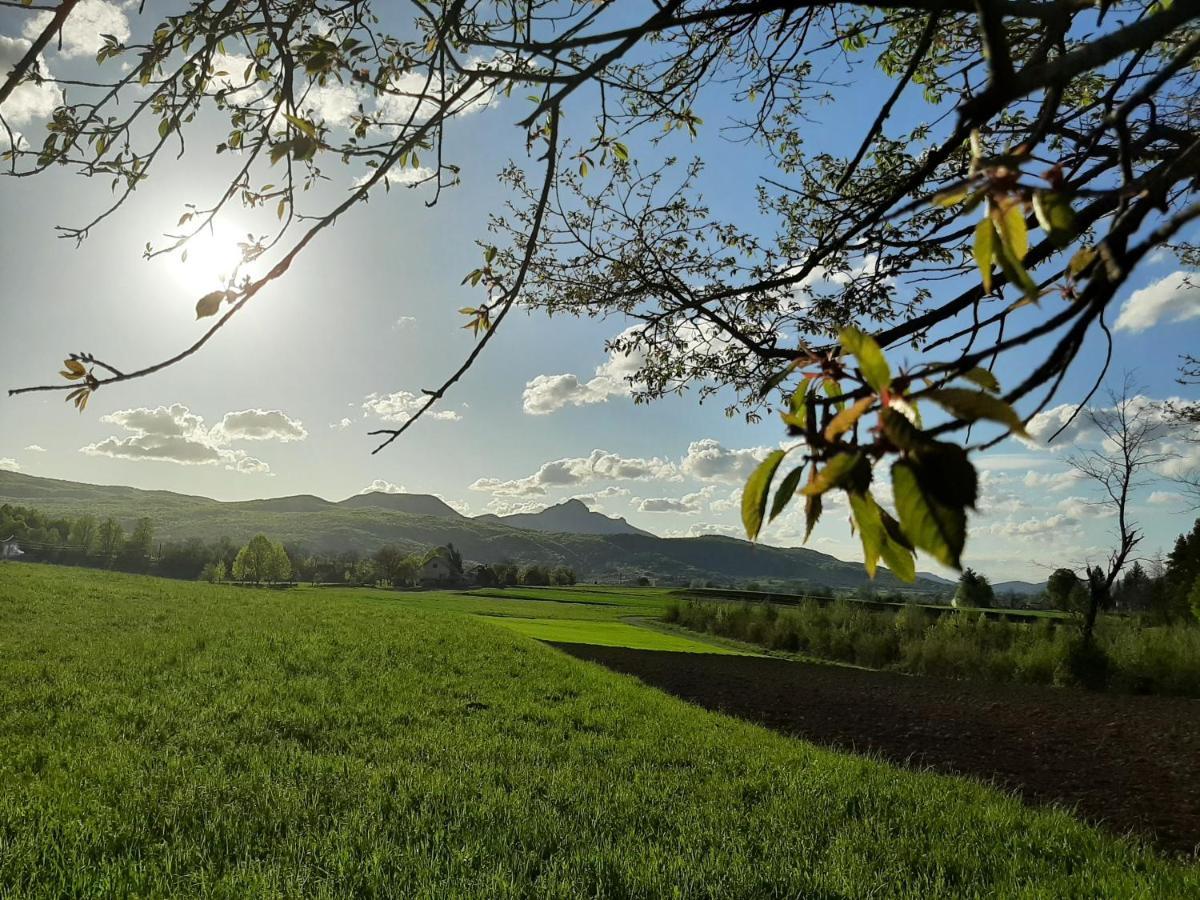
[488,617,744,653]
[1,564,1196,897]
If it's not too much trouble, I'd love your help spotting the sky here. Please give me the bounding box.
[1,1,1198,582]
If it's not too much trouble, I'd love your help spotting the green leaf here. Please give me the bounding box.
[283,113,317,138]
[879,506,917,582]
[995,201,1028,262]
[611,141,629,162]
[960,367,1000,393]
[848,491,884,577]
[993,236,1039,303]
[758,362,796,399]
[892,459,968,569]
[1068,246,1096,279]
[769,466,805,523]
[847,490,916,582]
[973,219,995,292]
[823,378,846,413]
[880,407,933,452]
[823,395,874,442]
[839,326,891,394]
[801,452,870,496]
[803,486,822,544]
[925,388,1029,438]
[742,449,786,541]
[1032,190,1076,248]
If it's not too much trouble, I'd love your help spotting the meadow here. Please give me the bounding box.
[1,564,1197,896]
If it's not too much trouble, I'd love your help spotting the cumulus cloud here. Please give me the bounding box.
[1115,271,1199,333]
[212,409,307,443]
[330,417,353,430]
[1022,469,1082,492]
[0,458,20,472]
[394,316,417,330]
[361,479,405,494]
[1148,490,1180,505]
[522,327,646,415]
[24,444,45,452]
[0,36,62,125]
[79,404,298,474]
[663,522,741,539]
[988,513,1080,538]
[363,391,461,422]
[23,0,129,59]
[635,489,711,514]
[469,449,678,497]
[680,438,773,484]
[299,82,361,127]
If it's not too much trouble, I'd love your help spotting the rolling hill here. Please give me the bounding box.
[473,498,652,537]
[0,471,944,589]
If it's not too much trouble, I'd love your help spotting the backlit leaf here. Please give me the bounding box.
[960,367,1000,393]
[1032,190,1075,248]
[839,326,891,394]
[741,449,786,541]
[769,465,805,522]
[926,388,1028,438]
[973,219,995,292]
[892,459,968,569]
[195,290,228,320]
[801,452,869,496]
[823,395,874,442]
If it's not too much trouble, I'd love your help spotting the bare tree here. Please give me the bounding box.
[1067,374,1171,643]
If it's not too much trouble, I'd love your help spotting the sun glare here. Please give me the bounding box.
[165,221,253,292]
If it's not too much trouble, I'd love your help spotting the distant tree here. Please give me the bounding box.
[269,542,292,583]
[374,544,409,586]
[1164,519,1200,623]
[635,576,651,588]
[443,543,464,577]
[1113,561,1152,614]
[493,563,520,587]
[123,517,154,570]
[1067,377,1171,643]
[95,518,125,564]
[200,560,226,583]
[953,569,993,610]
[68,514,98,556]
[472,564,499,588]
[520,565,551,587]
[551,566,576,586]
[233,534,276,584]
[1189,577,1200,625]
[1046,568,1087,613]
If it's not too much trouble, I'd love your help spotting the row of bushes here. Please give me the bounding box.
[664,599,1200,696]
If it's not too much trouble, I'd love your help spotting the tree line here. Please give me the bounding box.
[0,503,576,588]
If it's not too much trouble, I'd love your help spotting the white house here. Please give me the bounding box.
[417,556,452,586]
[1,537,23,561]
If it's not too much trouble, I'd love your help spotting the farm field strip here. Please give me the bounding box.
[487,616,747,654]
[1,564,1196,896]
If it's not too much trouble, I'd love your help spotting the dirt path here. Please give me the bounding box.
[552,643,1200,856]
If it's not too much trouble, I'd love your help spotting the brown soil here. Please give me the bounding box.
[551,643,1200,856]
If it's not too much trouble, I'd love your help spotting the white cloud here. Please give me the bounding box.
[330,417,353,430]
[0,458,20,472]
[438,495,471,514]
[24,444,45,453]
[394,316,417,330]
[363,391,461,422]
[211,409,307,443]
[989,513,1080,538]
[680,438,773,484]
[1022,469,1082,492]
[355,164,436,188]
[23,0,129,59]
[636,489,711,514]
[1114,271,1199,333]
[522,327,646,415]
[299,82,361,127]
[664,522,741,539]
[361,479,406,494]
[79,404,296,474]
[0,36,62,125]
[469,449,678,496]
[1148,490,1180,505]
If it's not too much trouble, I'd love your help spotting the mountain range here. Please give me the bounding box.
[0,471,950,590]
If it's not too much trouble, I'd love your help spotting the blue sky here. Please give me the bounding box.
[1,1,1197,582]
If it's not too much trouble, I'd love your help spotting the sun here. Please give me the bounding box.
[165,221,255,292]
